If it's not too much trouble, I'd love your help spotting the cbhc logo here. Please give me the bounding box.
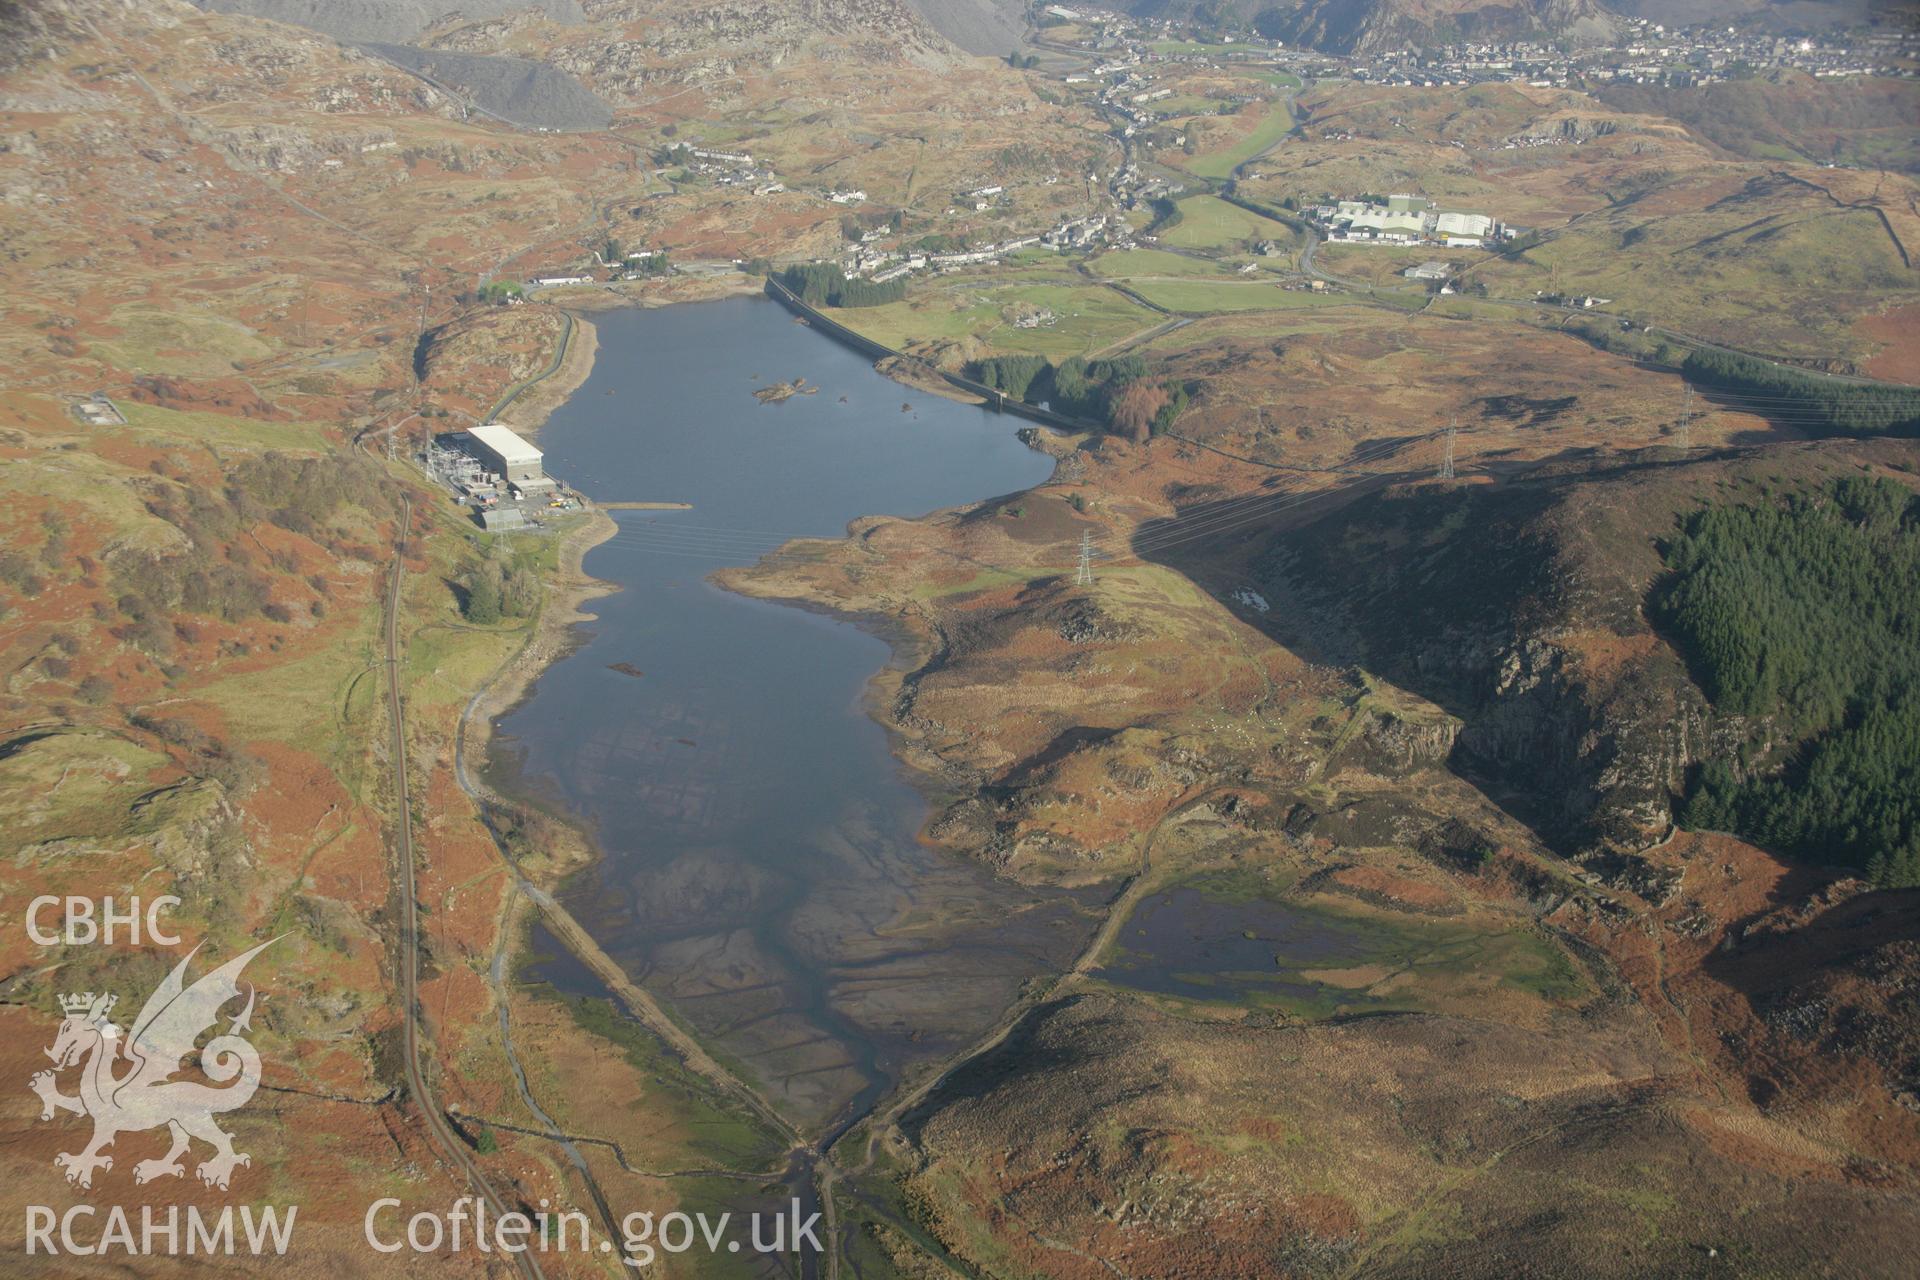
[27,896,182,947]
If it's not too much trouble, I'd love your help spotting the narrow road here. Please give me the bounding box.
[486,309,577,422]
[382,498,546,1280]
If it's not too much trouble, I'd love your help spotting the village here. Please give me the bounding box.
[492,3,1909,318]
[1036,4,1918,90]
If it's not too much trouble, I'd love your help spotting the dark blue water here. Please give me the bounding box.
[494,297,1088,1134]
[1097,887,1389,1006]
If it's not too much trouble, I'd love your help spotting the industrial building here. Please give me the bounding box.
[1313,195,1502,248]
[1435,211,1494,240]
[425,426,578,533]
[463,424,554,494]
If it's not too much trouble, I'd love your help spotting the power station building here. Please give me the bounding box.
[463,424,552,493]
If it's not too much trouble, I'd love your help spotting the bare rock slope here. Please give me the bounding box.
[194,0,584,44]
[193,0,611,129]
[902,0,1028,55]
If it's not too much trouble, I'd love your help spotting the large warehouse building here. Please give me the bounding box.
[463,424,547,489]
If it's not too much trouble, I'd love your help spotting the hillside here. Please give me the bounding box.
[1269,0,1620,54]
[361,40,612,129]
[1596,72,1920,173]
[194,0,586,43]
[193,0,992,128]
[1238,444,1920,862]
[903,0,1030,54]
[193,2,611,129]
[1604,0,1876,28]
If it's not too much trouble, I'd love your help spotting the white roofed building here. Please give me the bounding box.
[464,424,545,487]
[1434,211,1494,239]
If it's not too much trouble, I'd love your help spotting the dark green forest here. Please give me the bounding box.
[969,353,1185,434]
[1658,474,1920,885]
[777,263,904,308]
[1682,348,1920,437]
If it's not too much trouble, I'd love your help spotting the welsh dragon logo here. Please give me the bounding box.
[29,938,276,1191]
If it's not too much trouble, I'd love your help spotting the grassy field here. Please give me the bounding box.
[1471,177,1915,360]
[92,305,274,378]
[1186,101,1296,180]
[1154,94,1233,117]
[1124,278,1349,314]
[1157,194,1296,251]
[1091,247,1252,279]
[119,401,321,452]
[1315,242,1485,288]
[1149,40,1241,54]
[1245,69,1302,90]
[1138,307,1391,354]
[837,281,1163,359]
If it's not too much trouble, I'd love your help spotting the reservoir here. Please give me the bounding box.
[492,296,1087,1136]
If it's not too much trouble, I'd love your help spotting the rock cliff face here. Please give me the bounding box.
[1242,440,1920,878]
[1245,453,1773,863]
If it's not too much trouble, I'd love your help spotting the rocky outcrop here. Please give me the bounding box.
[1508,114,1622,145]
[1245,457,1743,862]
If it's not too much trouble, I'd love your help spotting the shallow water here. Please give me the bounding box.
[1100,887,1401,1006]
[493,297,1090,1135]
